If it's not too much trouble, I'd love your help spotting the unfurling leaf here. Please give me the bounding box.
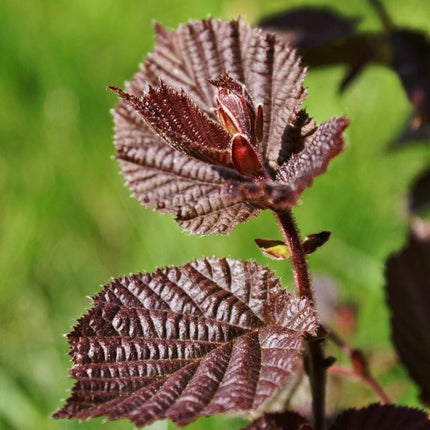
[54,258,317,427]
[255,231,330,260]
[255,238,291,260]
[330,404,430,429]
[385,225,430,405]
[110,84,232,168]
[210,74,260,142]
[112,18,349,235]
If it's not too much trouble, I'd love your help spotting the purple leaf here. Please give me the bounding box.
[114,109,260,235]
[243,410,309,430]
[112,19,349,235]
[385,225,430,405]
[330,403,430,429]
[54,258,317,427]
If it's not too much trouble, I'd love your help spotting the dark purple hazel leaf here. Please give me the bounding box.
[54,258,317,427]
[243,410,309,430]
[330,403,430,429]
[112,19,349,235]
[385,225,430,405]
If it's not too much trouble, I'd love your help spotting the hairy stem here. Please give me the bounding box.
[328,330,391,404]
[275,211,313,301]
[275,210,326,430]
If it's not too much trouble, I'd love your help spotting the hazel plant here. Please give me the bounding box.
[54,19,430,429]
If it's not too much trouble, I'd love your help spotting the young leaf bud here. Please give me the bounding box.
[232,134,264,177]
[211,75,259,142]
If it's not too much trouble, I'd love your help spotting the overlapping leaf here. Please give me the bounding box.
[54,258,317,427]
[385,225,430,405]
[112,19,349,235]
[330,404,430,429]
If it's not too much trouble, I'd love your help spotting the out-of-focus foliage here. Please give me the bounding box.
[386,223,430,406]
[1,0,430,429]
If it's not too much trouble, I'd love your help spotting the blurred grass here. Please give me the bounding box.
[1,0,429,429]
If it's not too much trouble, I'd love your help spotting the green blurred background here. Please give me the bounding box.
[1,0,429,429]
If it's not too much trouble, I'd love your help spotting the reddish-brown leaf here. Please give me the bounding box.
[330,404,430,429]
[54,258,317,427]
[385,225,430,405]
[112,19,349,235]
[110,84,232,167]
[114,102,260,235]
[276,117,350,194]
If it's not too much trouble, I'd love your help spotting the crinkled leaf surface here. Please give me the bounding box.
[330,404,430,429]
[276,118,349,195]
[112,19,349,235]
[385,226,430,405]
[54,258,317,427]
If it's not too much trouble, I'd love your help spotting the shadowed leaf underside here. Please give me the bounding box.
[54,258,317,427]
[112,19,349,235]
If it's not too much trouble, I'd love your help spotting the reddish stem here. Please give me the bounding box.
[275,210,326,430]
[275,211,313,302]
